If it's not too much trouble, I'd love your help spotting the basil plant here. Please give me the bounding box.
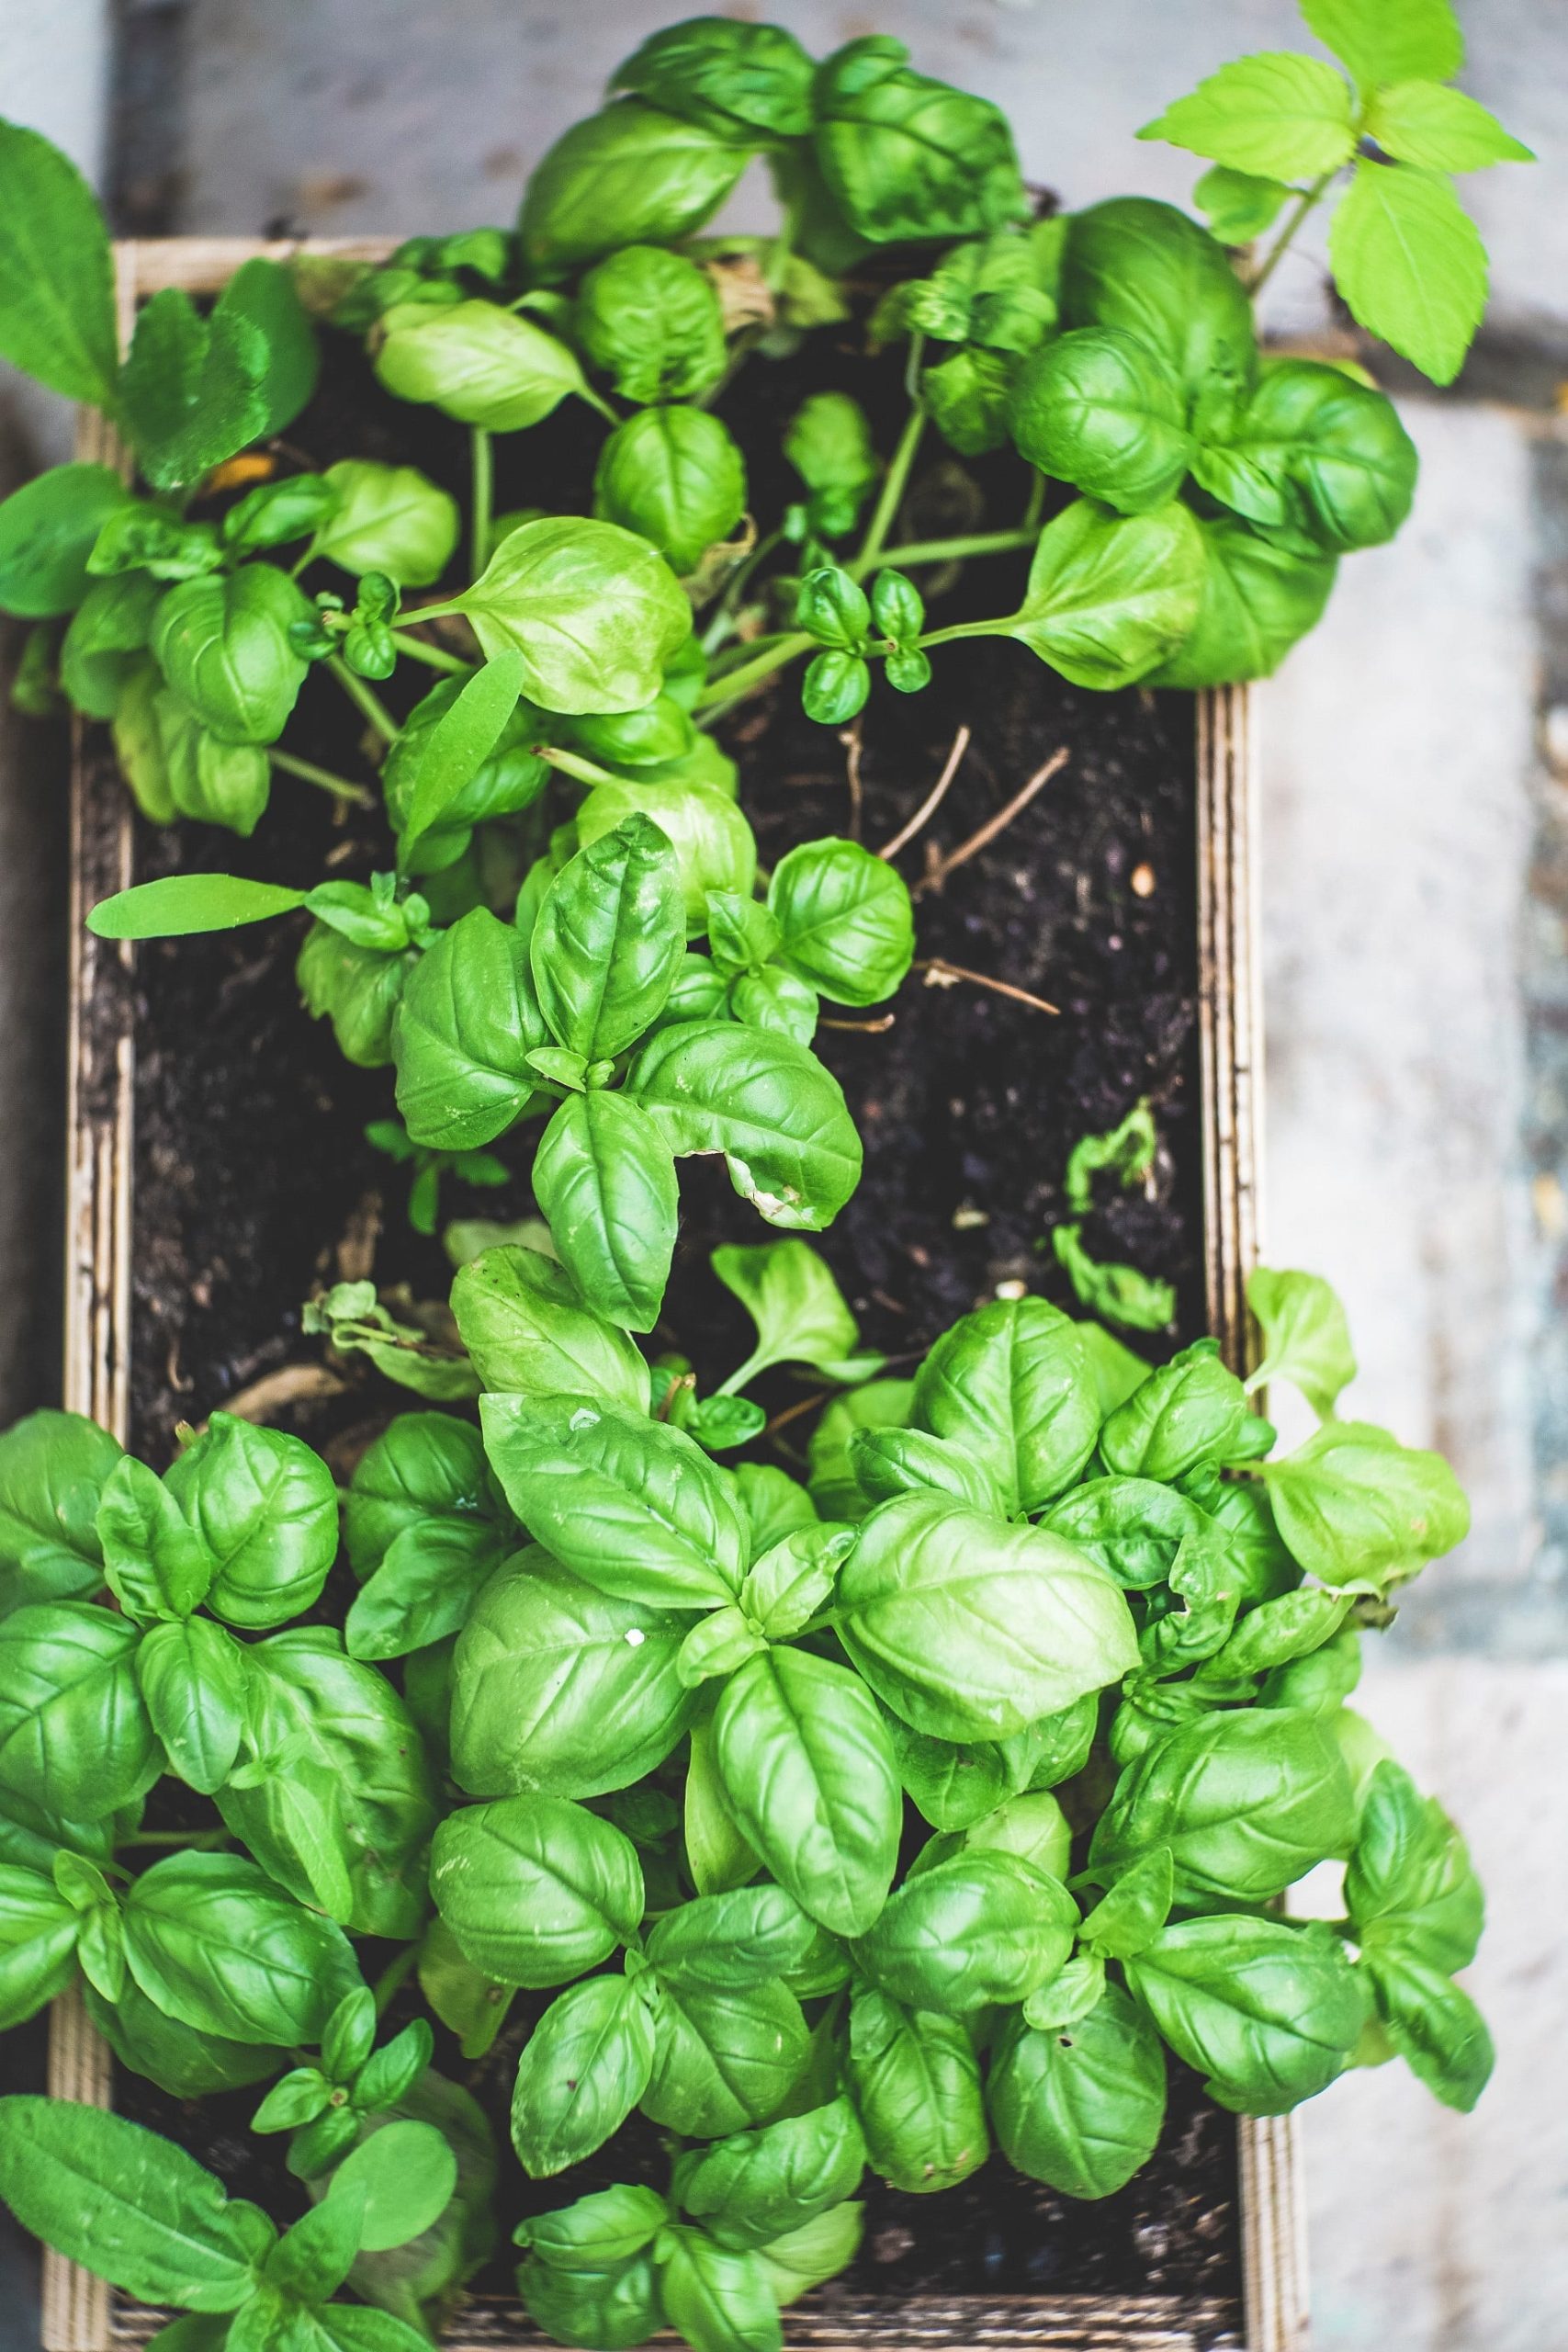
[0,1254,1489,2348]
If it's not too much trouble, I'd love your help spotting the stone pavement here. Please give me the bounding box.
[2,5,1565,2345]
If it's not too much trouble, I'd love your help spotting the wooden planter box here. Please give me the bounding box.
[43,240,1302,2352]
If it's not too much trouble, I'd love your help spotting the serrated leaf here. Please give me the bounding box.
[1368,82,1533,173]
[0,121,118,406]
[1301,0,1464,91]
[1140,52,1357,180]
[1328,161,1486,385]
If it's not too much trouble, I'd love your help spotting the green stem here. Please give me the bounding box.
[119,1828,233,1851]
[389,628,473,676]
[1022,469,1045,533]
[372,1942,419,2018]
[536,743,625,789]
[270,746,373,808]
[693,631,815,712]
[328,655,398,745]
[855,385,927,573]
[1247,168,1338,298]
[701,527,784,654]
[469,425,493,579]
[715,1350,768,1400]
[847,526,1037,581]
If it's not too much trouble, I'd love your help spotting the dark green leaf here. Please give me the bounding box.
[0,122,117,403]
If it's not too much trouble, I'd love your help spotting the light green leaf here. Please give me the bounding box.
[1327,159,1486,386]
[1301,0,1464,91]
[532,1089,678,1334]
[628,1022,862,1233]
[1247,1265,1357,1416]
[1003,496,1206,690]
[1368,80,1532,171]
[398,650,525,860]
[1193,164,1292,243]
[1260,1418,1470,1589]
[325,2120,457,2254]
[1139,52,1357,180]
[450,1243,650,1414]
[393,906,543,1152]
[430,1793,643,1988]
[0,122,118,405]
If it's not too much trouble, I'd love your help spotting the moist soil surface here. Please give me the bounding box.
[103,314,1238,2332]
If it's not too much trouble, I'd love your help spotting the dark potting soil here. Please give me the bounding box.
[102,317,1237,2333]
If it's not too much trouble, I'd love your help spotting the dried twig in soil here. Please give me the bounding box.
[877,725,972,861]
[913,746,1069,899]
[916,958,1060,1016]
[839,719,865,840]
[819,1012,897,1034]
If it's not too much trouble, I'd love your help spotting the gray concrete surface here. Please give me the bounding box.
[1,4,1564,2346]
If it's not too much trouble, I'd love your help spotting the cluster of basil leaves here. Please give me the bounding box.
[0,1250,1490,2351]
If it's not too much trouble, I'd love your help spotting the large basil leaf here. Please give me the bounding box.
[1246,1265,1357,1419]
[452,1547,694,1799]
[310,458,458,586]
[479,1394,748,1609]
[678,2098,865,2251]
[151,564,313,743]
[84,1974,282,2099]
[532,1091,679,1334]
[911,1296,1100,1513]
[393,907,543,1152]
[852,1851,1076,2015]
[0,2097,265,2311]
[430,1794,642,1987]
[522,2181,668,2272]
[216,1631,437,1935]
[845,1984,987,2195]
[1344,1759,1483,1974]
[512,1973,658,2177]
[1043,1476,1211,1589]
[374,301,591,434]
[1060,197,1257,416]
[0,125,118,405]
[1259,1419,1470,1589]
[628,1021,862,1232]
[988,1986,1168,2199]
[1125,1916,1364,2113]
[297,926,412,1069]
[838,1491,1138,1740]
[452,1244,650,1414]
[62,573,164,718]
[593,406,747,577]
[883,1713,1012,1833]
[645,1886,829,1993]
[434,516,691,715]
[521,2245,664,2352]
[1002,496,1205,692]
[96,1455,215,1625]
[851,1428,1007,1516]
[344,1516,509,1664]
[123,1852,362,2045]
[135,1615,249,1795]
[344,1413,499,1579]
[1150,514,1337,689]
[0,1865,82,2030]
[710,1647,899,1939]
[533,817,685,1062]
[1192,358,1417,553]
[0,1602,157,1820]
[578,775,757,934]
[164,1414,338,1630]
[519,100,750,279]
[1090,1706,1355,1902]
[1100,1340,1247,1481]
[807,1378,915,1521]
[575,245,728,405]
[0,1409,121,1611]
[812,39,1023,244]
[1359,1945,1494,2113]
[658,2226,783,2352]
[713,1240,871,1389]
[612,18,814,140]
[765,838,914,1007]
[757,2204,863,2308]
[0,465,130,618]
[641,1972,809,2140]
[1010,328,1191,515]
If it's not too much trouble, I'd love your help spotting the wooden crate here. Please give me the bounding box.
[45,239,1303,2352]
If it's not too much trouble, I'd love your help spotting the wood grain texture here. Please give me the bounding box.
[45,241,1298,2352]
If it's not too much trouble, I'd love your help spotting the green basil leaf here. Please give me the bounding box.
[679,2098,864,2252]
[1090,1706,1356,1903]
[415,1916,513,2064]
[520,2179,668,2269]
[1148,513,1338,689]
[1193,1585,1350,1686]
[452,1242,650,1414]
[1192,360,1417,554]
[88,874,306,947]
[1003,494,1205,690]
[782,393,878,541]
[123,1851,362,2045]
[135,1615,249,1795]
[216,1631,437,1937]
[533,1090,678,1334]
[0,124,118,404]
[1367,79,1531,172]
[520,2245,664,2351]
[0,1865,82,2029]
[578,772,757,934]
[432,516,690,715]
[96,1456,214,1624]
[646,1885,830,1994]
[576,244,728,404]
[0,465,130,619]
[512,1973,658,2177]
[452,1547,694,1799]
[1100,1340,1247,1481]
[711,1648,900,1938]
[912,1295,1100,1514]
[374,299,591,432]
[1193,164,1292,243]
[1139,52,1357,179]
[59,572,162,718]
[0,2096,265,2310]
[1344,1758,1483,1973]
[164,1415,337,1630]
[755,2202,863,2306]
[844,1984,987,2195]
[0,1601,156,1820]
[678,1607,766,1690]
[952,1789,1072,1880]
[988,1986,1167,2199]
[1327,158,1485,386]
[856,1849,1076,2016]
[1246,1265,1357,1418]
[628,1020,862,1232]
[85,1974,281,2100]
[151,564,312,742]
[880,1710,1010,1834]
[593,407,747,578]
[1021,1952,1107,2033]
[839,1491,1138,1740]
[479,1393,747,1608]
[393,906,543,1151]
[848,1428,1007,1516]
[1359,1945,1493,2112]
[1126,1916,1365,2112]
[642,1972,809,2140]
[712,1238,870,1387]
[612,19,814,141]
[1010,329,1191,515]
[1078,1847,1175,1961]
[122,263,316,492]
[1301,0,1463,91]
[806,1379,915,1521]
[533,815,685,1062]
[431,1793,642,1986]
[1042,1476,1211,1590]
[1060,197,1258,415]
[1259,1419,1470,1589]
[397,650,526,861]
[344,1518,507,1663]
[813,39,1023,244]
[344,1413,498,1578]
[659,2226,783,2352]
[519,101,749,280]
[765,838,913,1008]
[325,2119,457,2255]
[739,1522,852,1642]
[0,1409,121,1611]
